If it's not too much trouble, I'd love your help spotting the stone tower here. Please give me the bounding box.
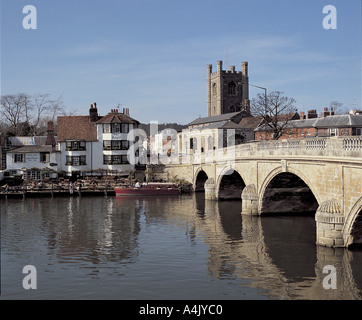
[207,60,250,117]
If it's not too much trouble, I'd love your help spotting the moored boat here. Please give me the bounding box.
[115,182,180,196]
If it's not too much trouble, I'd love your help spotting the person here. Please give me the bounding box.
[135,181,140,188]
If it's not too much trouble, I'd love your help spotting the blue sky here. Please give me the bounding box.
[1,0,361,124]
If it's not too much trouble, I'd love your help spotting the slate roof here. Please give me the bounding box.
[314,114,362,128]
[7,145,53,153]
[238,116,264,129]
[7,136,50,146]
[186,120,244,131]
[187,112,243,126]
[254,114,362,131]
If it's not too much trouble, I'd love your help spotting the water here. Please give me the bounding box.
[1,193,362,300]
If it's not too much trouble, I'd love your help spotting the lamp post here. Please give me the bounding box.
[250,84,267,118]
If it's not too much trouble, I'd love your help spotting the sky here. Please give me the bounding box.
[1,0,361,124]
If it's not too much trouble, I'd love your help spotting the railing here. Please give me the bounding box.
[159,136,362,166]
[235,136,362,160]
[305,138,327,150]
[343,137,362,151]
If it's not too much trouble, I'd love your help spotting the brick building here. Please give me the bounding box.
[254,108,362,140]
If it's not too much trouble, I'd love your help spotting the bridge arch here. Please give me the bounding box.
[343,196,362,247]
[259,167,320,215]
[216,166,246,200]
[194,168,209,192]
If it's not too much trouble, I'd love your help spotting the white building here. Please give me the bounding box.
[5,122,59,180]
[57,104,140,177]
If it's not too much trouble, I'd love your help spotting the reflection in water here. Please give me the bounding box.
[1,194,362,299]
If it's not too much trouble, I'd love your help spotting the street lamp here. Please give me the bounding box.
[250,84,267,118]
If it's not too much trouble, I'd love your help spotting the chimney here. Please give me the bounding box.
[300,112,305,119]
[89,102,98,122]
[45,121,56,152]
[307,109,318,119]
[322,107,330,118]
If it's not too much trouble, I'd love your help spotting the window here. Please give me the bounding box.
[329,128,337,136]
[121,123,129,133]
[212,83,217,96]
[103,123,130,133]
[228,82,236,95]
[14,154,24,163]
[121,140,129,150]
[103,140,112,150]
[103,155,129,165]
[65,155,86,166]
[103,155,112,165]
[356,128,362,136]
[25,170,41,180]
[112,140,121,150]
[103,140,129,150]
[121,155,129,164]
[103,124,111,133]
[40,152,50,163]
[65,141,86,151]
[112,123,121,133]
[229,105,236,112]
[207,136,213,151]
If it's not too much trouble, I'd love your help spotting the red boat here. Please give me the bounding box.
[115,183,180,196]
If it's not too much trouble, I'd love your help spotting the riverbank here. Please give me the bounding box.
[0,188,115,199]
[0,180,193,199]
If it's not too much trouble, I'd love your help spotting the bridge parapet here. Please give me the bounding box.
[235,136,362,160]
[172,136,362,166]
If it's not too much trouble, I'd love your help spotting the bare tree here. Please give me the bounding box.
[329,101,348,115]
[251,90,298,140]
[1,93,65,136]
[0,93,32,135]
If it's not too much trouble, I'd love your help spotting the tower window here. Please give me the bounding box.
[212,83,217,96]
[228,82,236,95]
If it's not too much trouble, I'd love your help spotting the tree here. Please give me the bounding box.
[0,93,65,136]
[251,90,298,140]
[0,93,32,135]
[329,101,348,115]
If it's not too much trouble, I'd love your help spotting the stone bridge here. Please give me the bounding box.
[159,136,362,248]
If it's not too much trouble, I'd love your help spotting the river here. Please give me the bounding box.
[1,193,362,300]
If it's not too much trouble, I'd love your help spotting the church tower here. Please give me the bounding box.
[207,60,250,117]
